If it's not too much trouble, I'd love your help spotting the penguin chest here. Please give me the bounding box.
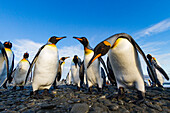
[5,49,13,68]
[33,45,59,84]
[84,52,100,83]
[14,61,30,84]
[109,39,144,85]
[0,52,5,75]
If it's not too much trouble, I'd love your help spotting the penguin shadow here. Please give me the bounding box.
[30,89,55,99]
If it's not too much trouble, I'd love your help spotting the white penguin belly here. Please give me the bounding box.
[14,61,30,85]
[32,45,59,91]
[84,52,102,87]
[71,65,80,85]
[108,39,144,90]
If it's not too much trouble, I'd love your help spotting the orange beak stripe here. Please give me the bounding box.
[76,38,83,41]
[91,53,102,63]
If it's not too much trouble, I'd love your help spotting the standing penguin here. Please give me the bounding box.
[53,56,69,88]
[147,54,169,86]
[73,37,104,92]
[0,41,9,88]
[66,69,72,85]
[25,36,66,98]
[13,52,30,90]
[87,33,159,104]
[2,41,14,88]
[70,55,81,90]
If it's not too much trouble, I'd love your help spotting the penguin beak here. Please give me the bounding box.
[73,37,83,41]
[56,36,66,40]
[65,57,70,59]
[87,53,101,68]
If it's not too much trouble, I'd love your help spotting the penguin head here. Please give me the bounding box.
[87,41,111,68]
[73,37,89,47]
[3,41,12,49]
[48,36,66,44]
[60,57,70,61]
[23,52,29,59]
[73,55,79,67]
[147,54,152,60]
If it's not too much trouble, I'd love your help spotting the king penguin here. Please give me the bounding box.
[13,52,30,90]
[70,55,81,90]
[25,36,66,98]
[87,33,159,104]
[0,41,10,88]
[73,37,104,92]
[53,56,69,88]
[2,41,14,88]
[147,54,169,86]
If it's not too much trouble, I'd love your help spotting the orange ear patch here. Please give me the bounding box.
[103,41,111,47]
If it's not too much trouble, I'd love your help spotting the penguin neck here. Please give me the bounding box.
[5,47,12,52]
[106,38,123,48]
[22,58,28,62]
[84,45,93,55]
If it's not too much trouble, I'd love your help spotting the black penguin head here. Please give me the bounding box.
[73,37,89,47]
[73,55,78,63]
[23,52,29,59]
[48,36,66,44]
[147,54,152,60]
[3,41,12,49]
[87,41,111,68]
[60,57,70,61]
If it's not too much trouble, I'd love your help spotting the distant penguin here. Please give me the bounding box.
[53,56,69,88]
[66,69,72,85]
[70,55,81,90]
[147,54,169,86]
[13,52,30,90]
[0,41,10,88]
[87,33,159,104]
[73,37,104,92]
[25,36,66,98]
[2,41,14,87]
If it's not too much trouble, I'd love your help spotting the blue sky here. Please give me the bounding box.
[0,0,170,80]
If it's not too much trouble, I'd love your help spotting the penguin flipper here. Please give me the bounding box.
[98,57,109,77]
[0,42,9,87]
[24,45,46,84]
[56,63,62,81]
[79,61,84,86]
[107,57,117,86]
[154,63,169,80]
[8,53,14,83]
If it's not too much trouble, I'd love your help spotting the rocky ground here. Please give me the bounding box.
[0,85,169,113]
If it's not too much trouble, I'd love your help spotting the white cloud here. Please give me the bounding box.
[134,18,170,39]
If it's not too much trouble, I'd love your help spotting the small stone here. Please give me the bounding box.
[68,100,74,104]
[70,103,89,113]
[41,104,56,109]
[108,104,119,111]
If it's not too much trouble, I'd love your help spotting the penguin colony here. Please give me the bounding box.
[0,33,169,103]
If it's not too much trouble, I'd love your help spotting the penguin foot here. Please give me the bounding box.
[77,86,80,91]
[12,86,16,91]
[88,87,93,94]
[131,90,145,105]
[97,88,102,93]
[117,87,125,100]
[42,89,54,98]
[31,90,43,99]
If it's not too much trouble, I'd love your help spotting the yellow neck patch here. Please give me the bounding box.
[85,47,93,55]
[5,48,12,52]
[48,44,56,47]
[21,58,28,62]
[103,41,111,47]
[112,38,123,48]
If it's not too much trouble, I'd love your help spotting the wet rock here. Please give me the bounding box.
[107,103,119,111]
[70,103,89,113]
[40,103,56,109]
